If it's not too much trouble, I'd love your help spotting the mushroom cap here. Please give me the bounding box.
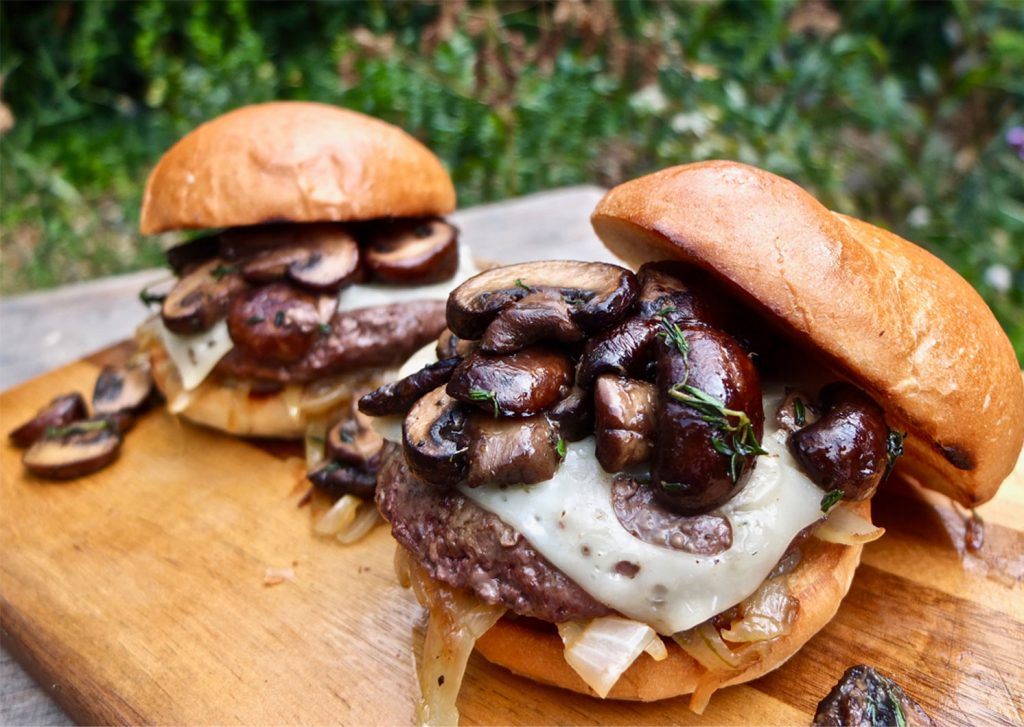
[592,160,1023,507]
[139,102,456,235]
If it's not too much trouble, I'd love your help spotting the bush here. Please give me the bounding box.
[1,0,1021,357]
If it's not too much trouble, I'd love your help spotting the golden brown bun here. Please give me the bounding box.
[139,102,456,235]
[147,338,391,439]
[592,161,1023,507]
[475,501,867,701]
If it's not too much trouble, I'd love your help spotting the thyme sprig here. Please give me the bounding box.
[669,383,767,482]
[514,278,530,291]
[793,397,806,427]
[468,387,500,418]
[820,488,844,513]
[658,318,690,358]
[45,419,111,439]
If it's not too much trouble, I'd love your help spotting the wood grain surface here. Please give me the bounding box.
[1,348,1022,726]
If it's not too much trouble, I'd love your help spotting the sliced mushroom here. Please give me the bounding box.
[636,261,730,327]
[365,218,459,285]
[241,225,362,293]
[92,361,154,417]
[358,357,460,417]
[435,328,477,360]
[577,315,660,387]
[477,290,583,354]
[327,407,385,468]
[775,388,820,434]
[446,261,638,339]
[545,386,593,443]
[219,224,299,261]
[8,393,89,448]
[22,418,122,480]
[226,283,322,363]
[161,257,248,335]
[447,347,573,417]
[594,375,656,472]
[611,476,732,555]
[651,325,764,514]
[402,385,469,486]
[165,233,220,275]
[307,461,377,500]
[466,414,560,488]
[789,383,890,500]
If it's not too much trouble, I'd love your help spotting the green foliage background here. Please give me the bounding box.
[2,0,1022,357]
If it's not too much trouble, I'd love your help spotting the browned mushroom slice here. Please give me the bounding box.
[365,218,459,285]
[775,388,819,433]
[402,385,469,486]
[242,225,362,293]
[446,261,638,339]
[652,325,765,514]
[789,383,891,501]
[307,461,377,500]
[226,283,322,363]
[8,393,89,448]
[594,375,656,472]
[358,357,460,417]
[545,386,593,443]
[478,290,584,354]
[577,315,660,387]
[327,407,385,468]
[161,258,248,335]
[93,361,154,417]
[435,328,477,360]
[218,224,296,261]
[466,414,560,488]
[636,261,729,327]
[22,418,122,480]
[165,233,220,275]
[447,347,573,417]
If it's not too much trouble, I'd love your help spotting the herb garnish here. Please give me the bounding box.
[820,488,844,513]
[209,263,237,280]
[138,287,166,306]
[319,322,332,335]
[884,429,906,481]
[658,318,689,357]
[469,388,500,417]
[669,383,768,482]
[514,278,530,291]
[45,419,110,439]
[655,305,677,318]
[793,397,806,427]
[246,315,265,326]
[888,692,907,727]
[555,437,567,459]
[273,311,285,327]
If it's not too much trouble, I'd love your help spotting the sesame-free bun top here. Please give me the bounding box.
[592,161,1023,507]
[139,102,456,234]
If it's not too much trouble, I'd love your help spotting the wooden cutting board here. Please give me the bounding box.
[1,346,1022,726]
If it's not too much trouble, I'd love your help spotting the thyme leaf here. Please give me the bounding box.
[658,319,690,359]
[138,287,166,306]
[319,322,332,335]
[793,397,806,427]
[469,387,500,418]
[210,263,237,280]
[884,429,906,481]
[555,437,567,459]
[514,278,530,291]
[820,488,844,512]
[45,419,111,439]
[273,310,285,327]
[888,691,907,727]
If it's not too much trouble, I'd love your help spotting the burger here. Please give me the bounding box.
[357,161,1024,722]
[135,102,478,537]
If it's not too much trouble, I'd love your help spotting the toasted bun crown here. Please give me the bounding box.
[139,102,456,234]
[592,161,1023,507]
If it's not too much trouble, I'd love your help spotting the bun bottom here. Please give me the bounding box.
[474,501,868,702]
[146,337,393,439]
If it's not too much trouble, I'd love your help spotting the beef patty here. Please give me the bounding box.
[376,444,612,622]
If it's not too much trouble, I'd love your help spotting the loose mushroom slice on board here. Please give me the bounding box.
[22,418,122,480]
[8,393,89,448]
[92,361,154,418]
[161,258,248,335]
[365,218,459,285]
[446,261,638,339]
[402,385,469,486]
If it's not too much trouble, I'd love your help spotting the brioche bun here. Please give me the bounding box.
[475,502,867,701]
[139,101,456,235]
[592,161,1023,507]
[146,338,392,439]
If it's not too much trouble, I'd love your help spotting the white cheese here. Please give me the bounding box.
[458,388,824,635]
[158,246,479,391]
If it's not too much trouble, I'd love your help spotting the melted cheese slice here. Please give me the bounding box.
[458,388,824,635]
[159,246,479,391]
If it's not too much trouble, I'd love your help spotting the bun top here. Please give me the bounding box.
[139,102,456,234]
[592,161,1023,507]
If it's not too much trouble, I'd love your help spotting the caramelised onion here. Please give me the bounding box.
[671,623,751,714]
[814,504,885,545]
[336,502,381,544]
[406,560,506,727]
[719,577,797,643]
[305,421,329,469]
[556,616,667,699]
[313,494,361,536]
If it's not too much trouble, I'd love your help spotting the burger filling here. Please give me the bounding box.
[362,260,902,717]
